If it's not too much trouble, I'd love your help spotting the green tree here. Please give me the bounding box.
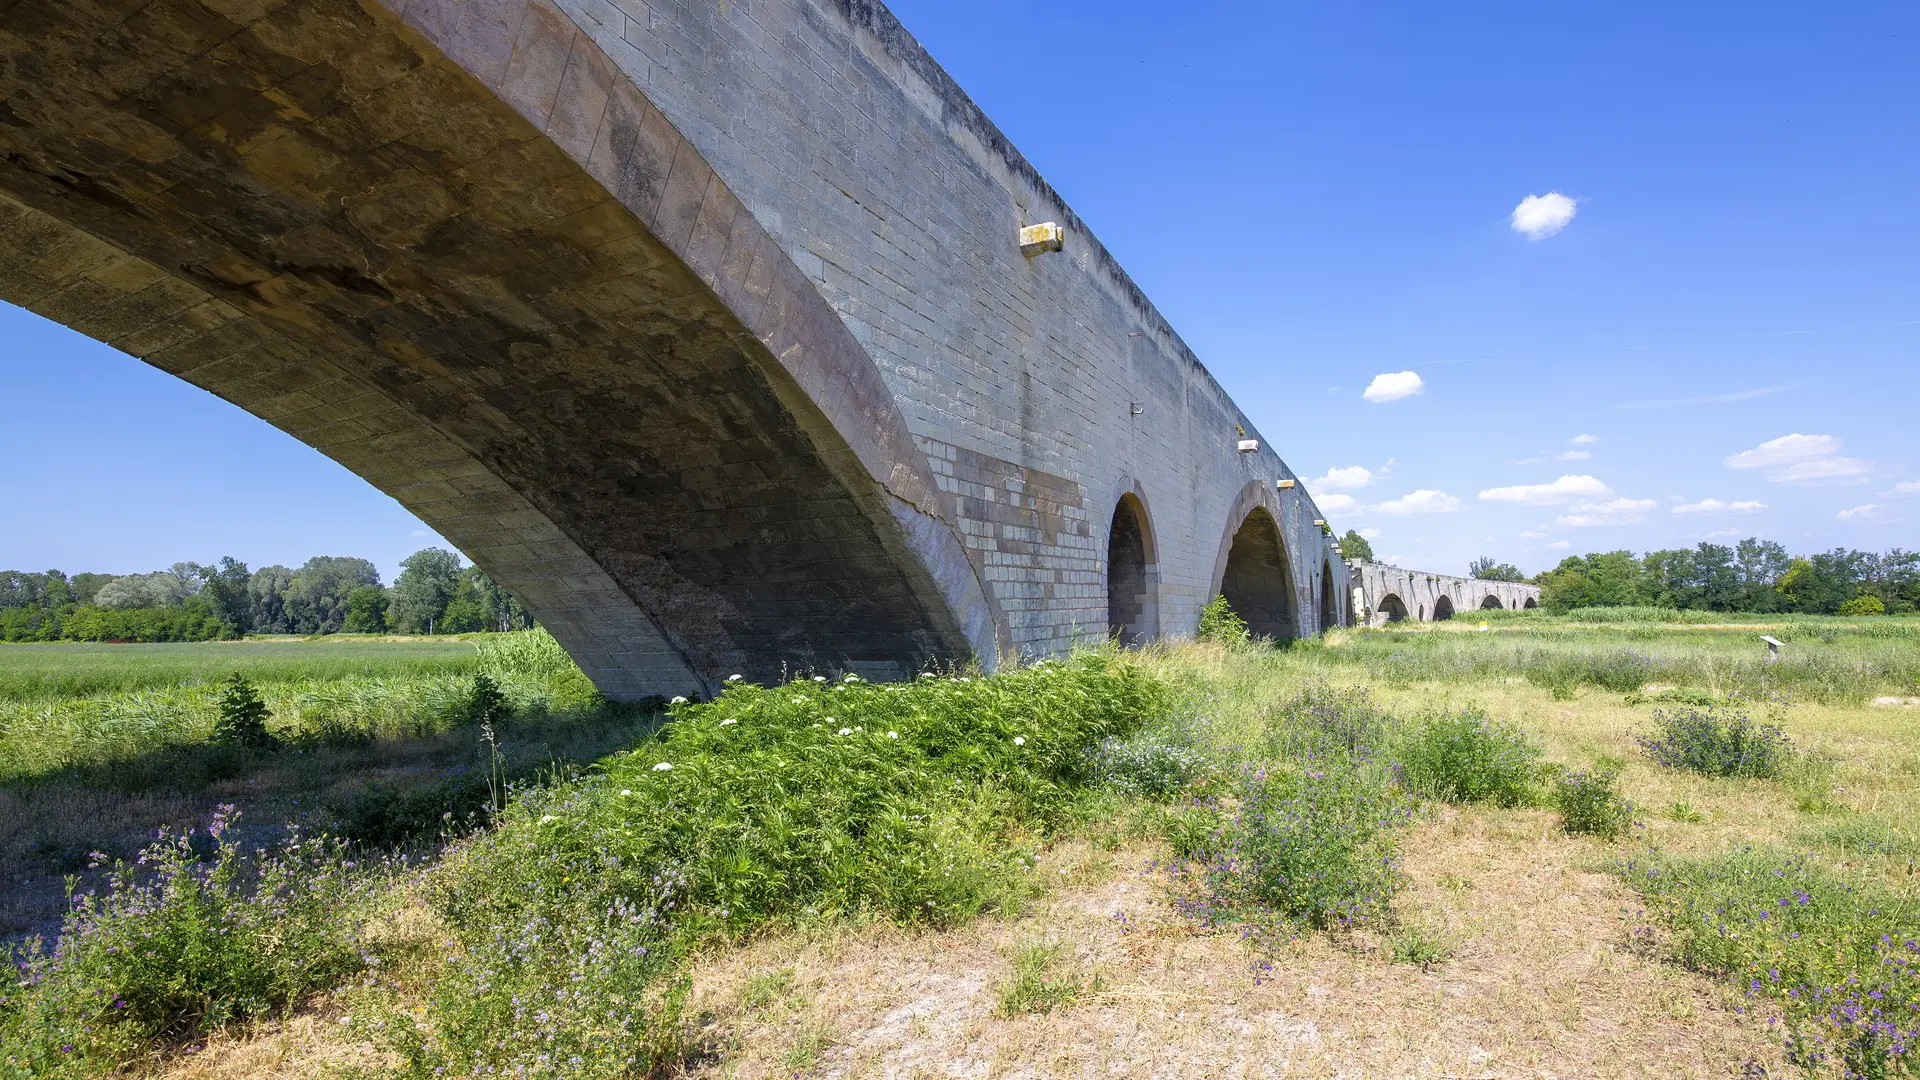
[212,674,276,749]
[284,557,381,634]
[198,557,253,634]
[1339,530,1375,562]
[1468,557,1525,582]
[389,548,463,634]
[341,585,390,634]
[1538,550,1648,611]
[248,565,295,634]
[1735,538,1791,613]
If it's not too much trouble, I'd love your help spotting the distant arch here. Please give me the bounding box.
[1217,507,1297,641]
[1418,604,1427,621]
[1481,595,1504,610]
[1106,492,1158,644]
[1319,560,1339,632]
[1433,596,1456,621]
[1379,593,1409,623]
[1524,597,1539,610]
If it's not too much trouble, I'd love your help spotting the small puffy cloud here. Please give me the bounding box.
[1568,434,1599,445]
[1478,475,1612,506]
[1311,465,1374,491]
[1556,450,1592,461]
[1553,497,1658,528]
[1363,371,1425,403]
[1725,433,1842,469]
[1511,192,1577,240]
[1889,480,1920,497]
[1316,493,1360,515]
[1776,457,1873,485]
[1838,504,1892,523]
[1672,498,1768,515]
[1373,489,1464,516]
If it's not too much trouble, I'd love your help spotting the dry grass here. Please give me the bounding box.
[116,635,1920,1077]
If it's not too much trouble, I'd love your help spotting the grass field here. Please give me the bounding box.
[0,638,482,700]
[4,615,1918,1078]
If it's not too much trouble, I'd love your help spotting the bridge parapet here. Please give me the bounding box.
[1351,562,1542,626]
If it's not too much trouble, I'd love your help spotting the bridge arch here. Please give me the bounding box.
[1319,559,1339,632]
[1106,489,1159,645]
[1525,597,1539,610]
[1378,593,1410,623]
[1481,594,1504,610]
[1214,506,1297,642]
[1433,595,1456,621]
[0,0,1007,697]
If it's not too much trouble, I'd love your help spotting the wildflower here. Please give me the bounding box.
[844,673,861,682]
[720,718,737,727]
[652,762,673,772]
[888,731,899,739]
[620,789,633,796]
[1014,736,1026,746]
[838,728,853,736]
[539,815,558,824]
[670,695,688,705]
[813,676,826,683]
[727,674,744,682]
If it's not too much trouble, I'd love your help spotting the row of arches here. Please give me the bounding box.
[1103,487,1345,644]
[1376,591,1537,623]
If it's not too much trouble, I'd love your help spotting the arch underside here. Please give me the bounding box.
[1106,495,1153,645]
[0,0,997,694]
[1481,595,1504,610]
[1219,507,1295,641]
[1378,593,1409,622]
[1433,596,1456,621]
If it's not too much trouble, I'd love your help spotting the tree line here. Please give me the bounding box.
[0,548,532,643]
[1492,539,1916,616]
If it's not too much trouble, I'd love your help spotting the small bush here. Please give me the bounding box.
[1170,763,1412,932]
[0,810,377,1074]
[211,672,276,750]
[996,941,1097,1015]
[1263,682,1394,762]
[1622,850,1920,1079]
[1196,595,1250,646]
[1395,707,1542,807]
[1387,920,1454,969]
[1837,594,1886,617]
[466,672,509,726]
[1637,706,1795,779]
[1083,727,1210,798]
[1553,767,1635,839]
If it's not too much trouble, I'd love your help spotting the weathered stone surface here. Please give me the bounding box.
[0,0,1358,695]
[1353,562,1542,626]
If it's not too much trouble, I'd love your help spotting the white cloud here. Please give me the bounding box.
[1777,457,1873,485]
[1311,465,1374,491]
[1726,433,1873,485]
[1511,192,1577,240]
[1519,529,1548,541]
[1362,371,1425,403]
[1545,541,1572,551]
[1838,504,1892,523]
[1568,434,1599,445]
[1316,493,1360,515]
[1556,450,1592,461]
[1726,433,1844,470]
[1888,480,1920,497]
[1478,475,1612,506]
[1618,386,1787,410]
[1373,489,1464,516]
[1672,498,1768,515]
[1554,497,1657,528]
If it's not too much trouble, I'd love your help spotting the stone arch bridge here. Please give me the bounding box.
[1,0,1371,697]
[1352,562,1541,627]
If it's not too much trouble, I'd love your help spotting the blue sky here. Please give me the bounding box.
[2,0,1916,581]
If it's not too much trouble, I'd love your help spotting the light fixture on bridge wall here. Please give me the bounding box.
[1237,438,1260,453]
[1313,519,1327,528]
[1275,478,1297,489]
[1019,222,1064,256]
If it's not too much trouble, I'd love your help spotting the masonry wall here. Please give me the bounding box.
[549,0,1350,648]
[1354,562,1542,626]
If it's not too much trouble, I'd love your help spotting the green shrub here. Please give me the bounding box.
[1837,594,1886,617]
[1553,767,1635,839]
[0,811,377,1076]
[1170,762,1412,932]
[1622,849,1920,1078]
[1636,706,1795,779]
[1395,707,1542,807]
[466,672,509,726]
[1196,595,1250,646]
[1262,682,1394,762]
[210,673,275,750]
[1082,726,1211,798]
[996,940,1097,1015]
[366,656,1169,1078]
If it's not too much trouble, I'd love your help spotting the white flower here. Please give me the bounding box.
[887,731,899,739]
[539,815,558,824]
[620,789,633,796]
[1013,736,1026,746]
[727,674,743,682]
[812,676,826,683]
[920,672,936,679]
[838,727,853,736]
[652,762,673,772]
[670,695,688,705]
[843,674,860,682]
[719,719,737,727]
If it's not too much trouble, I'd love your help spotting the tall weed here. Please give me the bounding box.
[1395,707,1542,807]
